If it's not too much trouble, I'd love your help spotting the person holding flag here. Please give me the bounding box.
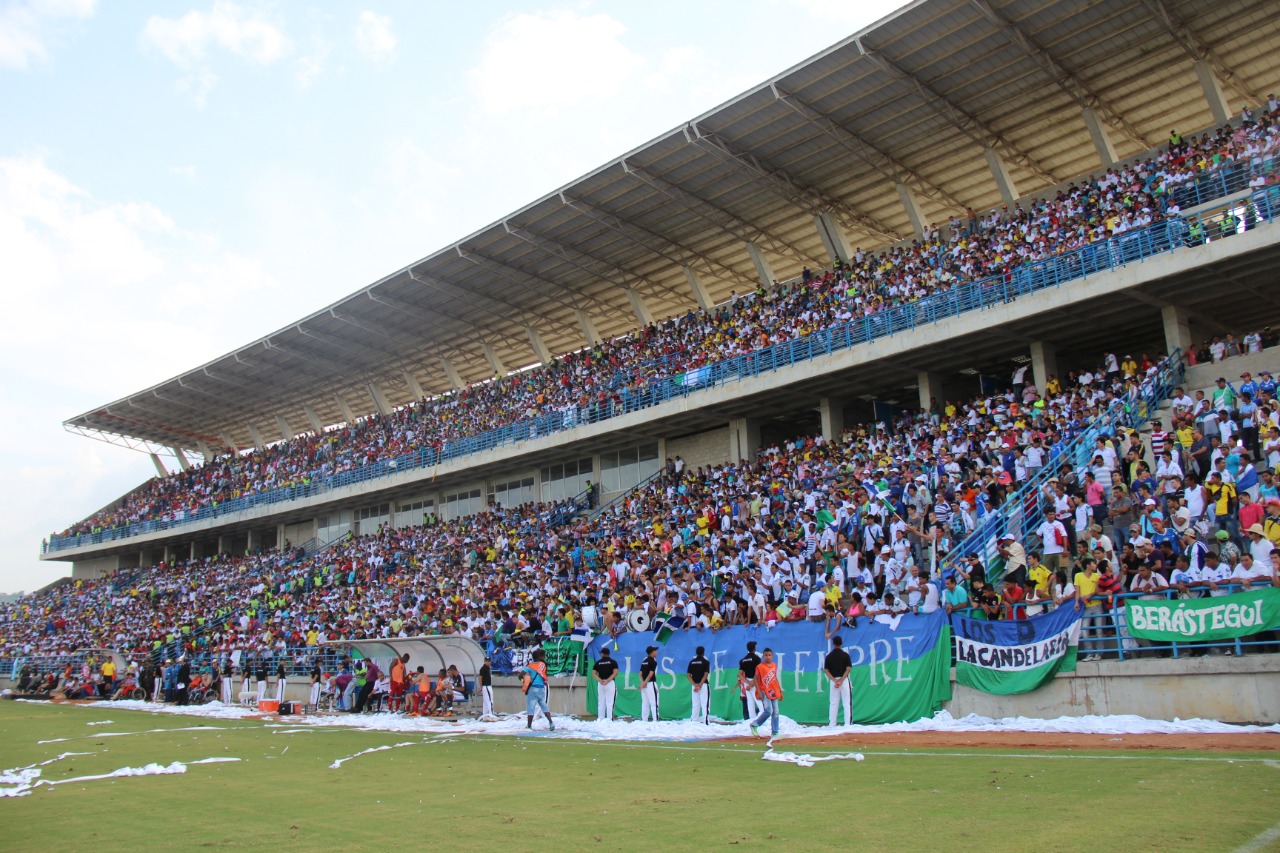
[521,648,555,731]
[749,648,785,738]
[687,645,711,724]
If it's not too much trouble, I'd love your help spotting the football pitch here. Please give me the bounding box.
[1,702,1277,852]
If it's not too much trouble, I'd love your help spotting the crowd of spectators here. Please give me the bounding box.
[11,334,1279,692]
[52,99,1280,544]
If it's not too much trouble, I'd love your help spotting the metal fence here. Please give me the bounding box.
[46,190,1279,553]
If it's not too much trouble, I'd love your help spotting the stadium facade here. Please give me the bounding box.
[47,0,1280,578]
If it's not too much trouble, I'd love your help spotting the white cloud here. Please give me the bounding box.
[0,0,96,70]
[141,1,291,69]
[355,10,395,64]
[295,38,329,87]
[467,9,645,118]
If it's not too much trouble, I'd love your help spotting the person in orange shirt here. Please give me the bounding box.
[748,648,784,739]
[389,653,408,713]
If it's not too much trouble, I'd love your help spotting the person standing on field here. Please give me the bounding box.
[825,635,852,727]
[592,647,618,722]
[639,645,660,722]
[738,640,762,721]
[749,649,784,738]
[478,655,494,720]
[687,645,711,724]
[521,648,555,731]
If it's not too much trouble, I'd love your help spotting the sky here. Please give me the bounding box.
[0,0,907,592]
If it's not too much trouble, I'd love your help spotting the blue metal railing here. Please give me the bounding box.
[944,350,1186,575]
[46,192,1278,553]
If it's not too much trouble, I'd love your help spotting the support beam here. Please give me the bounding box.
[1193,59,1231,125]
[1029,342,1058,392]
[1081,106,1118,168]
[917,371,945,414]
[303,404,325,434]
[746,242,776,289]
[575,309,600,347]
[1140,0,1261,107]
[895,183,927,241]
[819,397,845,442]
[403,371,425,402]
[335,395,358,426]
[482,343,507,376]
[525,325,552,366]
[984,148,1019,205]
[168,446,191,471]
[728,417,761,464]
[684,266,715,311]
[247,529,265,552]
[626,288,655,326]
[813,212,851,263]
[1162,305,1194,355]
[440,358,465,389]
[246,424,266,449]
[217,534,231,556]
[274,415,293,442]
[195,440,212,462]
[367,382,391,416]
[150,453,168,478]
[217,432,238,453]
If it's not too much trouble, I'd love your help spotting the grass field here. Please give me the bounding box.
[1,702,1277,852]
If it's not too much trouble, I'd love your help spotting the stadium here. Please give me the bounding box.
[5,0,1280,849]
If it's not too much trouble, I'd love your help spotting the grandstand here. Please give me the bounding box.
[43,0,1280,581]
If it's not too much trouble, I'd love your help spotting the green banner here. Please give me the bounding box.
[1125,588,1280,643]
[541,638,588,676]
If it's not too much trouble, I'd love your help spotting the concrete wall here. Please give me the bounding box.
[71,555,125,580]
[1184,348,1280,396]
[667,426,731,472]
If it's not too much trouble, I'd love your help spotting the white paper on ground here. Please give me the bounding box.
[329,741,428,769]
[762,749,865,768]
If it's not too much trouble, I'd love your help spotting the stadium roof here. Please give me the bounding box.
[66,0,1280,455]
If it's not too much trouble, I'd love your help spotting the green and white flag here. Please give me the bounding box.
[1126,588,1280,643]
[951,606,1081,695]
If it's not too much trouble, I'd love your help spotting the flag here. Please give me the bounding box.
[675,366,709,388]
[951,605,1081,695]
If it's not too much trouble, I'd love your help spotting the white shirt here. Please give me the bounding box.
[1038,520,1066,555]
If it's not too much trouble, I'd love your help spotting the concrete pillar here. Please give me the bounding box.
[684,266,714,311]
[626,288,655,326]
[917,371,945,413]
[728,417,762,463]
[525,326,552,366]
[984,147,1019,206]
[163,545,178,564]
[218,433,238,453]
[575,309,600,346]
[367,382,391,416]
[247,529,265,552]
[439,358,465,389]
[246,424,266,449]
[1162,304,1194,355]
[813,212,851,263]
[746,242,776,289]
[819,397,845,442]
[482,343,507,376]
[1030,341,1058,392]
[1081,106,1118,168]
[336,395,358,425]
[895,183,927,241]
[274,415,293,442]
[189,541,198,561]
[196,440,213,462]
[277,523,287,550]
[403,371,426,401]
[303,404,325,434]
[216,534,231,556]
[139,549,156,567]
[168,447,191,471]
[1193,59,1231,125]
[150,453,168,478]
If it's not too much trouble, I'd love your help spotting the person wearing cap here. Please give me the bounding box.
[824,635,852,727]
[1246,523,1275,565]
[477,654,495,720]
[737,641,762,722]
[521,648,555,731]
[590,647,618,722]
[686,645,711,724]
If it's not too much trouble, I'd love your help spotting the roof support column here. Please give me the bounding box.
[439,358,465,389]
[168,446,191,471]
[813,212,851,263]
[1081,106,1118,168]
[303,404,325,433]
[403,371,426,401]
[482,343,507,376]
[274,415,294,442]
[1162,304,1194,355]
[745,242,775,289]
[918,371,945,414]
[819,397,845,443]
[728,416,761,464]
[1030,342,1058,393]
[684,266,714,311]
[336,395,358,425]
[217,433,238,452]
[367,382,391,416]
[894,183,927,241]
[983,147,1019,206]
[575,309,600,347]
[525,326,552,366]
[150,453,168,478]
[626,288,655,326]
[1193,59,1231,125]
[195,440,213,462]
[246,425,266,449]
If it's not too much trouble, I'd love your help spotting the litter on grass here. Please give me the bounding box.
[762,749,865,768]
[329,741,429,769]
